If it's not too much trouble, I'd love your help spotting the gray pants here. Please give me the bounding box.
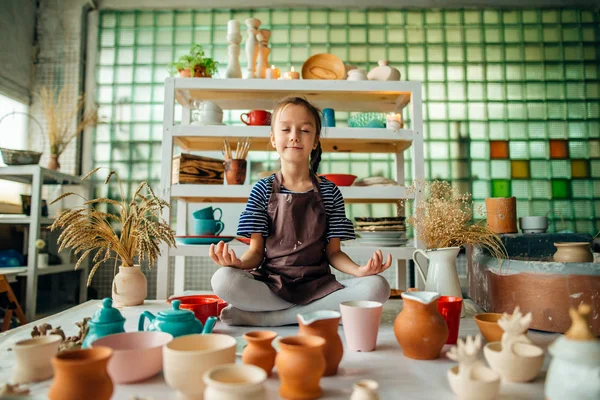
[211,267,390,326]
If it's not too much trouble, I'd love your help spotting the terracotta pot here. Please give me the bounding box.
[204,364,267,400]
[12,335,61,384]
[178,66,212,78]
[275,335,326,400]
[48,347,114,400]
[394,291,448,360]
[242,330,278,376]
[297,311,343,376]
[112,265,147,307]
[553,242,594,263]
[474,313,505,343]
[224,159,247,185]
[47,154,60,171]
[485,197,517,234]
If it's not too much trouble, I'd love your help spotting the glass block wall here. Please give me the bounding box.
[94,8,600,234]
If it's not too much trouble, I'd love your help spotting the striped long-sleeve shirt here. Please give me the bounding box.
[236,174,356,241]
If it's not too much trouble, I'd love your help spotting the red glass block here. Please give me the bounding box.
[490,140,510,159]
[549,140,569,159]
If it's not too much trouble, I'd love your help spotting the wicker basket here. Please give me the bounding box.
[0,112,44,165]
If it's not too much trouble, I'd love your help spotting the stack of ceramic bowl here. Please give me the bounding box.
[354,217,407,247]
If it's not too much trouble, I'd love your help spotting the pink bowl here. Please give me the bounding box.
[91,331,173,384]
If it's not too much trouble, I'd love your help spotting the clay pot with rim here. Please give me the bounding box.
[203,363,267,400]
[48,347,114,400]
[275,335,326,400]
[394,291,448,360]
[224,159,247,185]
[178,66,211,78]
[12,335,62,384]
[112,265,147,306]
[242,330,278,376]
[553,242,594,263]
[297,310,343,376]
[485,197,517,234]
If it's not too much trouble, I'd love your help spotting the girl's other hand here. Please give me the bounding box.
[357,249,392,277]
[209,241,243,268]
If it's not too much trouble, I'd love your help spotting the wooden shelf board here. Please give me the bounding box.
[0,215,55,225]
[172,125,413,153]
[0,165,85,185]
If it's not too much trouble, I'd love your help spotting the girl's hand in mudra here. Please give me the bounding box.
[357,250,392,277]
[209,241,243,268]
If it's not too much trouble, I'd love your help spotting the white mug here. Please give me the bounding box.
[193,110,223,125]
[193,100,223,114]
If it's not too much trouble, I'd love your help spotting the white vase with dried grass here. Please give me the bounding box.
[49,168,176,306]
[39,85,98,170]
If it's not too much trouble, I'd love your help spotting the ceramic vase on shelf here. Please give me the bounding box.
[367,60,401,81]
[256,29,271,79]
[204,364,267,400]
[485,197,517,234]
[48,347,114,400]
[48,154,60,170]
[241,330,278,376]
[275,336,326,400]
[226,20,243,79]
[12,335,62,384]
[244,18,261,79]
[553,242,594,263]
[112,265,147,307]
[412,247,464,317]
[394,291,448,360]
[297,311,344,376]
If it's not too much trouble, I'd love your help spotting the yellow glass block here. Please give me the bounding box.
[571,160,590,178]
[511,160,530,179]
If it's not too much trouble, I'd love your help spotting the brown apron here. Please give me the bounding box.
[250,171,343,305]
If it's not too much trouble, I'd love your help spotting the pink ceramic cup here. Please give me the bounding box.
[340,300,383,352]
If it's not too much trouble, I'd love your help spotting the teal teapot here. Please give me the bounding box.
[138,300,217,337]
[82,298,126,348]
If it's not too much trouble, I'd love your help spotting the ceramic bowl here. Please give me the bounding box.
[203,364,267,400]
[519,216,548,234]
[91,331,173,384]
[169,294,228,315]
[447,364,500,400]
[301,53,345,80]
[319,174,357,186]
[483,341,544,382]
[474,313,505,343]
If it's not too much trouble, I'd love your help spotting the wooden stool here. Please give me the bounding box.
[0,274,27,331]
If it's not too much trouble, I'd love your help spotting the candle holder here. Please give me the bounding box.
[282,66,300,80]
[386,113,404,130]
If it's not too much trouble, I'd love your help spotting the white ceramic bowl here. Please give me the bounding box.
[519,216,548,234]
[483,341,544,382]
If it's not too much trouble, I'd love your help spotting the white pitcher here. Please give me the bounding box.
[412,247,464,317]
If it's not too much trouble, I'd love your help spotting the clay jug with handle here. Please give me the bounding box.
[394,291,448,360]
[297,310,343,376]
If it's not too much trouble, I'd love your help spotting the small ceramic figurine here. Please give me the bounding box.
[244,18,261,79]
[545,304,600,400]
[447,335,500,400]
[483,306,545,382]
[226,20,243,79]
[367,60,401,81]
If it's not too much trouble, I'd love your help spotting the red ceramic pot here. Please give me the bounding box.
[168,295,228,316]
[319,174,357,186]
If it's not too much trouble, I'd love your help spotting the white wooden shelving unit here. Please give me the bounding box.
[0,166,91,320]
[157,78,424,300]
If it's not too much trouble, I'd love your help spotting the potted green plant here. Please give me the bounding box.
[168,44,219,78]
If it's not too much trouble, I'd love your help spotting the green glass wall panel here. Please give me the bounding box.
[94,8,600,233]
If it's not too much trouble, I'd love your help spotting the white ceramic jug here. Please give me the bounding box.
[413,247,464,317]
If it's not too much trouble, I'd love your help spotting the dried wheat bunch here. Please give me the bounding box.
[38,85,98,157]
[402,180,507,259]
[50,168,176,286]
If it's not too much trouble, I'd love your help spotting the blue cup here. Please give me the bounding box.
[193,206,222,221]
[194,219,224,236]
[322,108,335,127]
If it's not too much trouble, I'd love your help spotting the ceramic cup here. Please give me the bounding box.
[163,334,237,399]
[193,206,222,221]
[340,300,383,352]
[437,296,463,345]
[193,110,223,125]
[225,159,247,185]
[12,335,62,384]
[241,110,271,126]
[193,100,223,113]
[322,108,335,127]
[178,297,219,324]
[193,219,224,236]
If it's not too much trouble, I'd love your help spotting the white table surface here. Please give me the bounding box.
[0,296,558,400]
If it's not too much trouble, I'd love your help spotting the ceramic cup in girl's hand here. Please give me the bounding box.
[340,301,383,352]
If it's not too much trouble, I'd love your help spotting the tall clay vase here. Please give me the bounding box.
[48,347,114,400]
[47,154,60,170]
[112,265,147,306]
[485,197,517,234]
[12,335,62,384]
[242,330,278,376]
[394,291,448,360]
[276,336,326,400]
[297,311,343,376]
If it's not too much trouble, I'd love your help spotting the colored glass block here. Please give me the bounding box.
[511,160,530,179]
[571,160,590,178]
[490,140,510,159]
[491,179,511,197]
[551,180,571,199]
[549,139,569,159]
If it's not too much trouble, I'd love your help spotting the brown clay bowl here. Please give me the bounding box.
[474,313,504,343]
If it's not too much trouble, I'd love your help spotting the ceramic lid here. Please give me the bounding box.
[91,298,125,324]
[157,300,195,321]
